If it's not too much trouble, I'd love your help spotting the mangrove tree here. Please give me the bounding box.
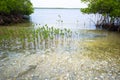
[81,0,120,31]
[0,0,33,25]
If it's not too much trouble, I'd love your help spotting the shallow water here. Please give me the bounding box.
[0,9,120,80]
[30,8,97,30]
[0,27,120,80]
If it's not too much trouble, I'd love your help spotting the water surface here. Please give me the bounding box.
[30,8,97,30]
[0,9,120,80]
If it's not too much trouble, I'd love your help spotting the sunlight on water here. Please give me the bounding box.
[0,24,120,79]
[30,9,97,30]
[0,9,120,80]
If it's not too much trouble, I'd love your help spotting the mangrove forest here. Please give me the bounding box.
[0,0,120,79]
[81,0,120,31]
[0,0,33,25]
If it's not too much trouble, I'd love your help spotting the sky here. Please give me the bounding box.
[30,0,87,8]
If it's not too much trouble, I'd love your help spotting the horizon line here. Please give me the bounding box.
[33,7,83,9]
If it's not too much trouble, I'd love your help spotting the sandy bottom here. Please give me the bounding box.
[0,49,119,80]
[0,30,120,80]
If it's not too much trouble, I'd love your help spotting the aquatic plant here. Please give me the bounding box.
[0,24,73,51]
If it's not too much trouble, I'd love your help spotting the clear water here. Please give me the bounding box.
[30,8,97,30]
[0,9,120,80]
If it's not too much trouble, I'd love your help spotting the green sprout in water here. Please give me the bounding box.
[0,24,72,51]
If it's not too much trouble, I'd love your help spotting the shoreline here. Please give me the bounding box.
[0,14,30,25]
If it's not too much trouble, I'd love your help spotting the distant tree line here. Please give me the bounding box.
[81,0,120,31]
[0,0,33,25]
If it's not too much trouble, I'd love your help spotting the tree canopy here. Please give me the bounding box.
[0,0,33,15]
[81,0,120,17]
[81,0,120,31]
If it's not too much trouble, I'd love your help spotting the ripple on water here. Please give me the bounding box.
[0,30,120,79]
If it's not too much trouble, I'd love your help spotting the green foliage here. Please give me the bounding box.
[0,0,33,15]
[0,25,72,42]
[81,0,120,31]
[0,25,73,50]
[81,0,120,17]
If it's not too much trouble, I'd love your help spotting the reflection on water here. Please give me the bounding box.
[0,24,120,79]
[0,9,120,80]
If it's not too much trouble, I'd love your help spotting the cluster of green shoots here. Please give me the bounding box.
[0,24,72,50]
